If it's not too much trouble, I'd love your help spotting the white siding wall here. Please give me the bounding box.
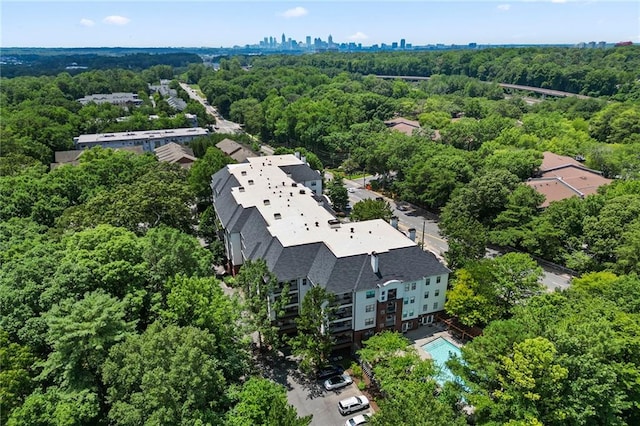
[353,288,377,331]
[400,278,426,320]
[420,274,448,314]
[304,179,322,196]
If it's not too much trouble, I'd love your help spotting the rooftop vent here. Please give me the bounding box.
[248,180,254,185]
[263,199,270,205]
[239,186,245,192]
[241,171,247,176]
[291,183,298,187]
[299,189,306,194]
[274,213,282,220]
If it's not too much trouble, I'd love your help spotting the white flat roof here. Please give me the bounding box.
[228,155,414,258]
[75,127,208,144]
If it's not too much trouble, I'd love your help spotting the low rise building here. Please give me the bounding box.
[526,151,612,207]
[77,92,143,106]
[154,142,197,169]
[211,155,449,349]
[74,127,209,152]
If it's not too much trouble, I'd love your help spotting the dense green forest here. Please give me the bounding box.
[1,47,639,425]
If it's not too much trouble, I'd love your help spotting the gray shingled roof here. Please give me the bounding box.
[279,164,322,182]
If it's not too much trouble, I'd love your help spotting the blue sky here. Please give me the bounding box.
[2,1,639,48]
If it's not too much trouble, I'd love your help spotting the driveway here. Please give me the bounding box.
[257,353,369,426]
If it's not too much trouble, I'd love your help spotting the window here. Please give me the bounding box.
[435,289,440,297]
[365,304,375,313]
[433,302,438,310]
[366,290,375,299]
[410,296,415,304]
[411,282,417,291]
[424,291,429,299]
[403,312,408,318]
[404,299,409,305]
[409,310,414,317]
[404,283,410,292]
[423,304,429,312]
[302,279,307,286]
[310,181,317,186]
[436,276,442,284]
[426,278,431,286]
[365,318,374,326]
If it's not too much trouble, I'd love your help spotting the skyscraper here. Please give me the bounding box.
[306,35,311,48]
[400,39,406,49]
[281,33,286,46]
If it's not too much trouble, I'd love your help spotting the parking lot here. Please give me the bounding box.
[257,354,370,426]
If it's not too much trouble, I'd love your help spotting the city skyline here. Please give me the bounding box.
[2,1,639,48]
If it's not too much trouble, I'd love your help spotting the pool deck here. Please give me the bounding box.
[404,322,464,360]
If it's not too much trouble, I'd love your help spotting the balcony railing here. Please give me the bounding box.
[333,293,353,305]
[334,306,353,320]
[280,306,299,318]
[330,320,352,333]
[385,318,396,327]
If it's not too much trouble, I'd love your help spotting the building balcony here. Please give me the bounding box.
[280,306,299,318]
[333,293,353,305]
[275,318,296,330]
[330,319,352,333]
[334,332,353,346]
[334,306,353,320]
[384,318,396,327]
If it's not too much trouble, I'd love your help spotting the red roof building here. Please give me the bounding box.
[526,152,612,207]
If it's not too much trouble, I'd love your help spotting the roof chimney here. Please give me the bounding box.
[371,251,379,274]
[390,216,398,229]
[408,228,416,242]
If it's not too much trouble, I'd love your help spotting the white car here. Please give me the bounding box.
[345,413,371,426]
[347,187,356,193]
[323,373,353,391]
[338,395,370,415]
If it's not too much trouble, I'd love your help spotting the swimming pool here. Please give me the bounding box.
[422,337,463,385]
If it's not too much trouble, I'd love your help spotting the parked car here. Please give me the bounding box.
[345,413,371,426]
[324,373,353,391]
[338,395,370,415]
[316,364,344,380]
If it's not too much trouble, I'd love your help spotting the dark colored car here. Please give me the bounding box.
[316,364,344,380]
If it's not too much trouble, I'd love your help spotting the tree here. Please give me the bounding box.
[160,275,248,378]
[40,291,135,390]
[103,322,234,426]
[189,146,234,202]
[357,331,413,368]
[289,285,336,373]
[491,253,544,314]
[0,330,36,424]
[494,337,568,424]
[235,259,288,351]
[225,377,311,426]
[326,178,349,212]
[7,387,100,426]
[445,268,500,327]
[350,198,394,222]
[445,254,543,326]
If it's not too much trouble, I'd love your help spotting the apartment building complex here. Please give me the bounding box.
[211,154,449,349]
[74,127,209,152]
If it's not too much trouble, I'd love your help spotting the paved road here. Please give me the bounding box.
[343,178,572,292]
[178,82,242,134]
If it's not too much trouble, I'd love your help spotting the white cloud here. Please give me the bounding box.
[497,4,511,11]
[551,0,567,3]
[280,7,308,19]
[80,18,95,27]
[348,32,369,41]
[103,15,131,26]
